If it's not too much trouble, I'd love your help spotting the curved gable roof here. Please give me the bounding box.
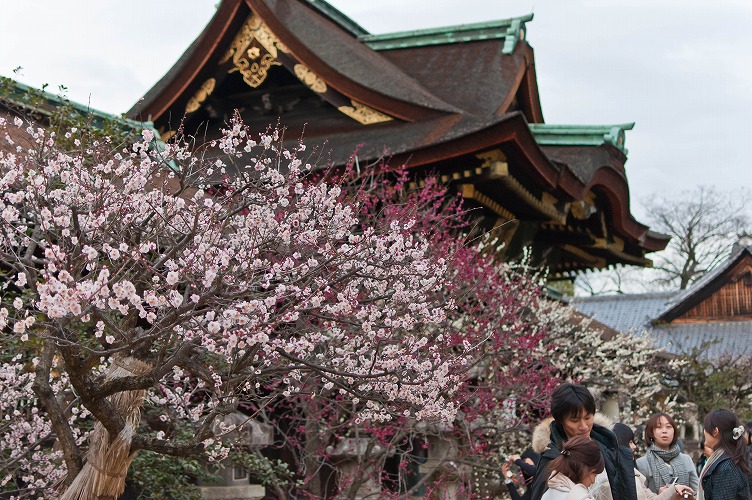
[128,0,461,122]
[252,0,460,117]
[127,0,668,264]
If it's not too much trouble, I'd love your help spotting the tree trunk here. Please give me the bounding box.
[302,400,325,498]
[60,356,151,500]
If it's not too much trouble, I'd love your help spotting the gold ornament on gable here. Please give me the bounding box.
[338,100,393,125]
[220,14,291,89]
[293,64,327,94]
[219,14,392,126]
[185,78,216,113]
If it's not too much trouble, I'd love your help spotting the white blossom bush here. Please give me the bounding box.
[0,112,471,496]
[0,356,93,498]
[0,106,681,498]
[475,295,678,497]
[539,299,681,429]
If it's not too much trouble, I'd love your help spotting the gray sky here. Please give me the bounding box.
[1,1,750,221]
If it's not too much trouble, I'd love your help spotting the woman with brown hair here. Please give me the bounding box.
[611,423,695,500]
[698,409,750,500]
[541,435,604,500]
[636,413,699,494]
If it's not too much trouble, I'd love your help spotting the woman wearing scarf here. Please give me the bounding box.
[609,423,694,500]
[636,413,699,494]
[697,409,750,500]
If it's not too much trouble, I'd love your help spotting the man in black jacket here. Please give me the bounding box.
[528,383,637,500]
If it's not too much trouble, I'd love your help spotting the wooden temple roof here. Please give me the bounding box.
[127,0,670,276]
[656,243,752,323]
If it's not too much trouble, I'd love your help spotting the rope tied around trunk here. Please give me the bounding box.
[86,457,128,479]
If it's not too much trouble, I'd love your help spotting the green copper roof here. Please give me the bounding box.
[2,77,177,170]
[1,77,151,132]
[528,123,635,155]
[358,13,534,54]
[304,0,369,37]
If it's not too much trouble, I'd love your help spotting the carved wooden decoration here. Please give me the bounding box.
[337,100,392,125]
[185,78,216,113]
[220,14,290,89]
[293,64,327,93]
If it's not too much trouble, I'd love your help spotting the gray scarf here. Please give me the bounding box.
[646,443,690,491]
[697,449,724,500]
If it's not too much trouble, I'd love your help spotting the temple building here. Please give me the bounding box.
[127,0,669,279]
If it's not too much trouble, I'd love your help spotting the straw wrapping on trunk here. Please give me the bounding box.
[60,356,151,500]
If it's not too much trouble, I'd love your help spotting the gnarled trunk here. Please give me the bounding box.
[60,356,151,500]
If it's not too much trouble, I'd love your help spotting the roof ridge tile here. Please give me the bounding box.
[358,14,533,53]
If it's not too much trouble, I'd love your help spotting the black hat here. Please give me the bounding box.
[612,423,634,448]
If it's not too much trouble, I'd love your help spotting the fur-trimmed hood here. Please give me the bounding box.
[533,417,554,454]
[532,413,615,453]
[529,413,637,500]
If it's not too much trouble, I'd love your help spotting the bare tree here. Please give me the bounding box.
[575,186,750,295]
[574,265,647,295]
[644,186,750,289]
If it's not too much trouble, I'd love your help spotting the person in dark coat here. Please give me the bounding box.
[748,421,752,494]
[502,449,540,500]
[695,438,711,477]
[698,408,750,500]
[528,383,637,500]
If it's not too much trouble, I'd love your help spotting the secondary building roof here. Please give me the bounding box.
[570,242,752,357]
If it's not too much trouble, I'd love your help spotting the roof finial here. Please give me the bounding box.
[732,234,752,255]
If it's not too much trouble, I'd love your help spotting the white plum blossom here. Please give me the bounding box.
[0,113,467,493]
[165,271,179,286]
[0,359,91,497]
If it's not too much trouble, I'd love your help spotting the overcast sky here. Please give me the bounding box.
[1,1,750,221]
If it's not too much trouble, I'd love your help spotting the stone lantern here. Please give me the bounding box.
[330,437,385,499]
[198,412,273,500]
[418,435,469,500]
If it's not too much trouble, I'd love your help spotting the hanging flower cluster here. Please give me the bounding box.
[0,356,93,498]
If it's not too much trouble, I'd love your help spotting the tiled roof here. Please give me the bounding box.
[568,292,675,334]
[651,322,752,357]
[569,292,752,358]
[358,14,533,54]
[529,123,634,155]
